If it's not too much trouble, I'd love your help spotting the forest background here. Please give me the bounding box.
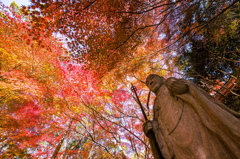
[0,0,239,158]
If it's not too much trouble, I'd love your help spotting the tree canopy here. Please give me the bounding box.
[0,0,239,158]
[177,1,240,111]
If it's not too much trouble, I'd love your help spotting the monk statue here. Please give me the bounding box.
[143,74,240,159]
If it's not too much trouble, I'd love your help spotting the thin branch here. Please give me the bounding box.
[114,0,182,14]
[217,57,240,63]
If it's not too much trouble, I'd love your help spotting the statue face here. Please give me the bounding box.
[146,74,165,93]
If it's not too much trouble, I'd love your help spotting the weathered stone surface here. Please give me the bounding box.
[143,74,240,159]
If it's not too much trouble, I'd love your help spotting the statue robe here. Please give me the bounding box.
[152,79,240,159]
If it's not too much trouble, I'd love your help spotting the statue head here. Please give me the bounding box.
[146,74,165,94]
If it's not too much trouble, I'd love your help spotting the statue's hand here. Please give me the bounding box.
[166,77,189,95]
[142,120,153,137]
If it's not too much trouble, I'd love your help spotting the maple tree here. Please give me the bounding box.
[0,3,153,158]
[24,0,239,76]
[0,3,70,158]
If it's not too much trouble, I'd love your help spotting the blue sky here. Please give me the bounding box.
[0,0,31,6]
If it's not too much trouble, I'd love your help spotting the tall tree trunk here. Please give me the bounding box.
[51,119,73,159]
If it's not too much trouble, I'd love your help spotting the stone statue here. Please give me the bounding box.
[143,74,240,159]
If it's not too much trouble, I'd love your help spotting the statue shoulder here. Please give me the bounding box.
[165,77,189,95]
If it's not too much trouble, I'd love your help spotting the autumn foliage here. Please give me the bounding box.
[1,0,239,158]
[0,3,150,158]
